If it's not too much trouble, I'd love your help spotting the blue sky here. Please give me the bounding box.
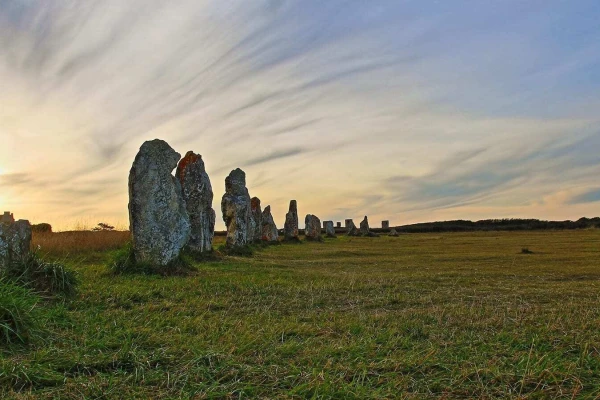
[0,0,599,229]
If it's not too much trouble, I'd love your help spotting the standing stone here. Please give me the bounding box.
[347,219,360,236]
[129,139,191,266]
[261,205,279,243]
[382,220,390,229]
[360,216,370,235]
[345,219,353,228]
[324,221,337,238]
[360,216,379,237]
[336,222,342,228]
[176,151,215,253]
[284,200,300,241]
[388,228,400,237]
[249,197,263,243]
[221,168,251,247]
[0,218,32,270]
[305,214,322,241]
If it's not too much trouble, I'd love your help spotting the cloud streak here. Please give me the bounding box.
[0,0,599,229]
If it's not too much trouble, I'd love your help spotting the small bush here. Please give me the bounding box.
[109,243,195,276]
[31,223,52,233]
[0,280,42,345]
[3,253,77,297]
[521,248,534,254]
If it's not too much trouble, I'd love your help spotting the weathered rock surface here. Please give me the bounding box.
[250,197,263,243]
[221,168,251,247]
[305,214,322,241]
[0,218,32,270]
[261,205,279,242]
[129,139,191,266]
[347,219,360,236]
[176,151,215,253]
[323,221,336,238]
[284,200,299,241]
[360,216,370,235]
[388,228,400,237]
[360,216,379,237]
[382,220,390,229]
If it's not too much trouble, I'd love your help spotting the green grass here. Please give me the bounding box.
[2,230,600,398]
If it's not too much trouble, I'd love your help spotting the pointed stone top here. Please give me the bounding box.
[251,197,261,209]
[288,200,297,212]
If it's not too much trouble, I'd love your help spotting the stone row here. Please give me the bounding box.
[128,139,397,266]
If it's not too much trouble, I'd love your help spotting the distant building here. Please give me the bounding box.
[1,211,14,224]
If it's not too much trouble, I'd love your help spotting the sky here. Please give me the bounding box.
[1,0,600,231]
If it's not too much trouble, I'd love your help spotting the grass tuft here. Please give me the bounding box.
[0,280,42,345]
[109,243,196,276]
[2,252,78,297]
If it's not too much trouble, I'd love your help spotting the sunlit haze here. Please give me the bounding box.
[1,1,599,230]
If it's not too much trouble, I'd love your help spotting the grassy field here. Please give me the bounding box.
[2,229,600,399]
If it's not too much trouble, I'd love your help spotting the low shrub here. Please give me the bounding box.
[0,280,42,345]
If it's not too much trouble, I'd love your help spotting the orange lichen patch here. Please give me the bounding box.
[176,151,202,182]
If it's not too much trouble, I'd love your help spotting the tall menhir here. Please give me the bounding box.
[176,151,216,253]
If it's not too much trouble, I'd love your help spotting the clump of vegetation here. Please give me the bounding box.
[31,223,52,233]
[2,252,78,297]
[109,243,195,276]
[521,247,534,254]
[92,222,115,231]
[0,280,42,345]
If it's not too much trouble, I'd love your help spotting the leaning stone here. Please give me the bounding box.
[221,168,251,247]
[284,200,300,241]
[347,219,360,236]
[360,216,379,237]
[323,221,337,238]
[129,139,191,266]
[0,219,32,270]
[176,151,215,253]
[261,205,279,243]
[388,228,400,237]
[250,197,263,243]
[305,214,322,241]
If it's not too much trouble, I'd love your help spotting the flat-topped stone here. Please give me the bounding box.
[305,214,322,241]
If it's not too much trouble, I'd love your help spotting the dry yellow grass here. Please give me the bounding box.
[32,231,131,256]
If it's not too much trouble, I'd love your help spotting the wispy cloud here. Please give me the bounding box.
[0,0,599,229]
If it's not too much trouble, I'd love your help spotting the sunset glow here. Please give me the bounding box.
[1,1,599,230]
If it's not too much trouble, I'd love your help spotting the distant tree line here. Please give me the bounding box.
[389,217,600,233]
